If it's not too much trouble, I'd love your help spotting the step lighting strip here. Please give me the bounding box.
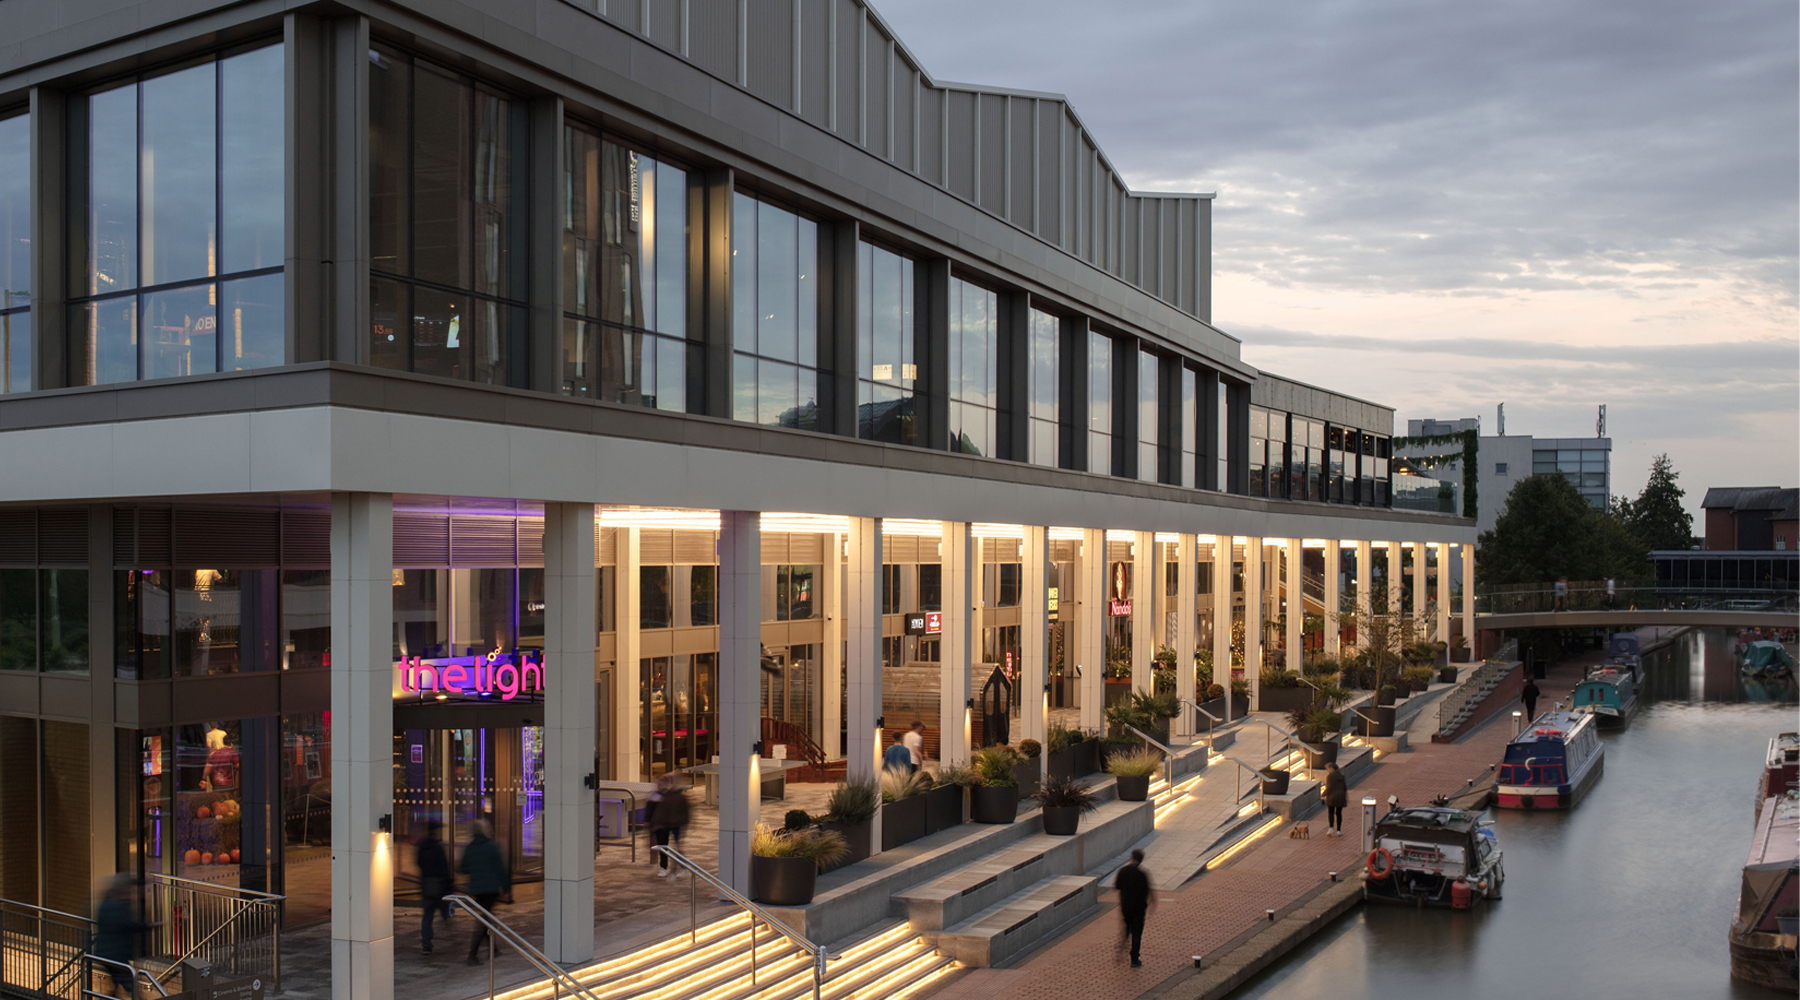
[1204,816,1284,871]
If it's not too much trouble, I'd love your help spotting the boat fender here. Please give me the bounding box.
[1366,847,1394,881]
[1451,878,1473,909]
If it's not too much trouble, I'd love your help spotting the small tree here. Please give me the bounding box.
[1330,605,1429,692]
[1620,454,1695,552]
[1478,474,1648,586]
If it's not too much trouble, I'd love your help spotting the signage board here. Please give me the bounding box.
[396,649,544,702]
[903,612,944,636]
[209,976,267,1000]
[1108,600,1132,617]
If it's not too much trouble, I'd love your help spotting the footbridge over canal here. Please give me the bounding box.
[1473,581,1797,635]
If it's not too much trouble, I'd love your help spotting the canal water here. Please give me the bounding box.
[1234,627,1798,999]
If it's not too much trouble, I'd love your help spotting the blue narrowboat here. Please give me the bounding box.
[1496,710,1604,809]
[1605,632,1642,680]
[1572,666,1639,728]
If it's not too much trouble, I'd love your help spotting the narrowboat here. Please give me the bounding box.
[1755,733,1799,821]
[1362,806,1504,908]
[1605,632,1642,681]
[1495,710,1603,809]
[1571,666,1639,728]
[1731,787,1798,991]
[1740,640,1796,680]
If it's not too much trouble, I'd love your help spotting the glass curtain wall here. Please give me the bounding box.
[369,44,528,386]
[1027,309,1059,467]
[1087,331,1112,475]
[1248,406,1267,497]
[74,46,284,385]
[561,126,690,407]
[1,112,28,393]
[948,278,999,456]
[1180,368,1198,488]
[2,569,88,674]
[1137,350,1159,482]
[732,193,820,430]
[856,241,917,444]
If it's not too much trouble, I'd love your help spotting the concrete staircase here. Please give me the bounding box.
[1432,659,1521,742]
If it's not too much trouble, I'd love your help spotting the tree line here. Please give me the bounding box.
[1478,453,1694,587]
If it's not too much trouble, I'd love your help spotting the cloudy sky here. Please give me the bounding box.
[877,0,1798,524]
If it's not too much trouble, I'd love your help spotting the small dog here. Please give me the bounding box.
[1288,823,1310,840]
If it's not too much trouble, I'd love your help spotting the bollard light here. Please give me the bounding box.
[1266,909,1276,922]
[1329,871,1338,882]
[1193,956,1204,970]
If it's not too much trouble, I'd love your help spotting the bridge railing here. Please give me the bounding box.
[1475,583,1797,616]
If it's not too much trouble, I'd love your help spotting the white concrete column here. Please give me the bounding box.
[1078,528,1106,732]
[1244,535,1262,710]
[1021,526,1049,763]
[1131,530,1154,695]
[717,511,762,894]
[329,492,393,1000]
[542,502,597,964]
[1212,539,1232,719]
[1434,542,1451,645]
[940,521,974,763]
[1461,544,1476,653]
[821,532,844,758]
[1285,538,1303,671]
[1385,541,1403,621]
[845,517,883,851]
[1355,540,1373,648]
[1410,542,1426,627]
[1175,534,1197,737]
[616,528,641,781]
[1324,542,1342,658]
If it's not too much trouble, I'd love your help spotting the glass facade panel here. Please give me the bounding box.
[1180,367,1197,488]
[281,570,329,671]
[221,273,283,370]
[1088,330,1111,475]
[174,569,276,676]
[1138,350,1159,482]
[89,84,139,296]
[115,569,173,680]
[1,568,34,670]
[2,311,29,395]
[856,242,917,445]
[140,64,217,288]
[949,278,998,456]
[39,569,88,674]
[1,112,27,392]
[141,283,216,380]
[731,193,820,430]
[220,46,284,272]
[1028,308,1058,466]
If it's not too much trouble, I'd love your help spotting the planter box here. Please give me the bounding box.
[1374,688,1396,707]
[819,818,871,872]
[1355,706,1396,738]
[1260,768,1291,796]
[1438,667,1458,684]
[1011,759,1041,799]
[1257,686,1314,715]
[751,855,817,906]
[1046,746,1076,783]
[1103,680,1135,707]
[1301,739,1339,770]
[881,795,927,851]
[923,783,964,835]
[1196,697,1246,724]
[1451,648,1473,663]
[1114,774,1151,802]
[969,785,1019,824]
[1075,739,1101,778]
[1042,805,1082,836]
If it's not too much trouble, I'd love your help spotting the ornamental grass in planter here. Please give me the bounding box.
[1106,746,1161,802]
[1038,774,1099,836]
[819,775,878,869]
[879,768,930,850]
[926,764,976,833]
[969,747,1020,824]
[750,824,848,906]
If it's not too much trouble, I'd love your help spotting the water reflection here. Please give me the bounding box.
[1233,628,1795,999]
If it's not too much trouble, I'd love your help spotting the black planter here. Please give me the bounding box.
[1076,739,1101,778]
[1451,648,1473,663]
[881,795,927,850]
[1355,706,1396,738]
[751,855,817,906]
[1260,768,1291,796]
[1047,747,1075,783]
[1041,805,1082,836]
[1114,774,1151,802]
[1012,759,1041,799]
[1257,686,1315,715]
[1439,667,1458,684]
[1197,697,1246,723]
[1296,724,1323,744]
[1301,739,1339,770]
[969,785,1019,824]
[1374,687,1395,707]
[923,783,965,834]
[819,818,871,872]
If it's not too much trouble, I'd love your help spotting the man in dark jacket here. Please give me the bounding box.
[648,775,691,879]
[1115,849,1154,968]
[416,822,452,955]
[1321,763,1348,836]
[93,875,148,997]
[1521,677,1541,723]
[459,820,511,965]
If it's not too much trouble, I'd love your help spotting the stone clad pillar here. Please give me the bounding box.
[1461,544,1476,653]
[1385,541,1403,620]
[616,527,641,780]
[542,503,596,964]
[1078,528,1106,732]
[1244,536,1263,710]
[845,517,883,849]
[1411,542,1426,626]
[1434,542,1451,645]
[1131,530,1155,696]
[821,532,844,758]
[717,511,762,894]
[1020,526,1049,754]
[330,492,393,1000]
[941,521,973,762]
[1324,541,1342,658]
[1355,540,1373,645]
[1175,534,1197,737]
[1212,538,1232,720]
[1285,538,1303,672]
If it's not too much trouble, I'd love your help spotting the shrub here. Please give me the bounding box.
[752,824,849,867]
[1106,747,1163,779]
[1134,691,1181,721]
[936,763,982,788]
[1259,667,1302,690]
[1105,700,1154,738]
[1018,738,1042,759]
[1205,683,1225,701]
[1046,722,1079,755]
[973,746,1019,787]
[1037,774,1099,812]
[783,809,813,832]
[881,768,931,803]
[825,774,879,824]
[1303,707,1343,734]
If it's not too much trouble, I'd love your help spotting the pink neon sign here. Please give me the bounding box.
[398,649,544,701]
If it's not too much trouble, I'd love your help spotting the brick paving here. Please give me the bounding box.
[954,657,1593,1000]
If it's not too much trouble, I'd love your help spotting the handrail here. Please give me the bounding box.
[595,784,641,862]
[85,955,170,998]
[1238,715,1300,761]
[1,897,93,924]
[445,893,604,1000]
[1180,699,1219,749]
[144,871,284,903]
[150,895,270,986]
[1215,754,1270,815]
[1123,724,1178,790]
[650,844,837,1000]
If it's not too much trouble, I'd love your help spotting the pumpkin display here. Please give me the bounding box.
[200,852,214,866]
[229,849,240,864]
[197,806,211,820]
[184,849,200,867]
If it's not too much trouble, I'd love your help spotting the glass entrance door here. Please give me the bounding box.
[394,726,544,890]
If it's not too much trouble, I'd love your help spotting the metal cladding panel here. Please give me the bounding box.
[517,516,546,568]
[978,94,1005,214]
[788,533,825,564]
[917,86,943,184]
[0,508,34,564]
[136,508,172,566]
[892,63,915,169]
[946,91,975,201]
[799,0,831,127]
[394,511,451,566]
[673,530,717,564]
[36,508,88,565]
[601,0,640,35]
[834,0,860,136]
[864,30,889,156]
[689,0,739,82]
[450,515,518,567]
[647,1,682,51]
[1162,200,1180,305]
[639,528,673,564]
[745,0,795,109]
[1037,102,1062,244]
[1122,195,1139,285]
[597,526,617,566]
[1009,98,1033,224]
[173,508,278,568]
[281,508,332,566]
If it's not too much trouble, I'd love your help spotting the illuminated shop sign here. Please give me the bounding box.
[904,611,943,636]
[1108,600,1132,617]
[397,649,544,701]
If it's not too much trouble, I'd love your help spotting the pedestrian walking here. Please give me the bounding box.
[1553,576,1569,611]
[93,874,148,998]
[647,774,691,879]
[882,739,913,773]
[1522,677,1541,723]
[416,821,452,955]
[1604,576,1616,609]
[904,721,926,774]
[459,820,511,966]
[1321,763,1347,836]
[1115,849,1154,968]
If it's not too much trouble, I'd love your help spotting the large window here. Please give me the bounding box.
[1088,330,1112,475]
[1180,367,1197,488]
[1137,349,1159,483]
[732,193,820,430]
[369,45,527,386]
[856,242,917,444]
[0,569,87,674]
[1248,405,1267,496]
[562,127,690,409]
[74,46,284,386]
[1028,309,1059,467]
[948,277,998,456]
[1,112,27,393]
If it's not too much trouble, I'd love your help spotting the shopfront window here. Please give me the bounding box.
[394,569,447,659]
[948,278,999,457]
[562,127,690,408]
[369,44,527,386]
[281,570,330,670]
[1028,309,1059,467]
[74,46,285,385]
[732,193,820,430]
[641,653,716,780]
[1138,349,1160,483]
[1,111,28,393]
[280,712,330,925]
[761,564,816,622]
[856,241,918,444]
[0,569,87,673]
[1180,368,1197,488]
[1088,330,1112,475]
[173,570,277,676]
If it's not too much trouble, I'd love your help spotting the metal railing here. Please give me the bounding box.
[1214,755,1271,815]
[143,873,282,989]
[445,894,599,1000]
[1237,716,1300,763]
[1122,725,1179,790]
[82,955,169,1000]
[1475,583,1798,615]
[595,785,641,862]
[650,844,837,1000]
[0,898,91,1000]
[1180,700,1220,749]
[1432,639,1520,738]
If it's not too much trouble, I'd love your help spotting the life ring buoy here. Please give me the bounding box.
[1366,847,1394,881]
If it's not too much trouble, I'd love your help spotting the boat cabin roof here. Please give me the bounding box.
[1509,711,1593,746]
[1374,806,1483,835]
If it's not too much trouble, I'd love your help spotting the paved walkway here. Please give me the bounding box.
[933,656,1592,1000]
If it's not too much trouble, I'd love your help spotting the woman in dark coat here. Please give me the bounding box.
[647,774,691,879]
[1321,763,1348,837]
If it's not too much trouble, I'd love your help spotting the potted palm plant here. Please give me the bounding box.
[927,764,975,833]
[1038,774,1099,836]
[1450,634,1472,663]
[1299,707,1341,769]
[879,768,930,850]
[1106,746,1161,802]
[1046,723,1080,782]
[819,774,878,869]
[969,747,1020,824]
[751,824,848,906]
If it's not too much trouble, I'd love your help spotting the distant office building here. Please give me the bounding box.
[1701,487,1799,551]
[1397,418,1612,535]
